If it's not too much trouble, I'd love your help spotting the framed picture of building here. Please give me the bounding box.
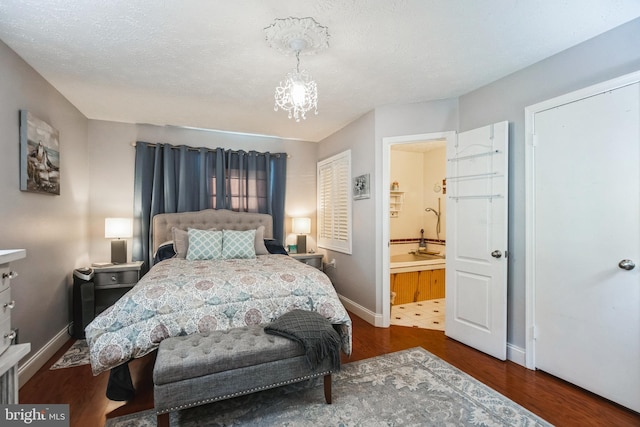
[20,110,60,195]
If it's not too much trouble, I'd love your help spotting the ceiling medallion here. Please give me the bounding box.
[265,17,329,122]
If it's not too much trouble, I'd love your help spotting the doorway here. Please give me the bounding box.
[389,140,447,330]
[381,123,509,363]
[381,131,455,328]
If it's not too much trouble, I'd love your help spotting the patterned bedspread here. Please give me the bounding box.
[85,255,352,375]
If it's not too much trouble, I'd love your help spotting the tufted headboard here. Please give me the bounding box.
[152,209,274,254]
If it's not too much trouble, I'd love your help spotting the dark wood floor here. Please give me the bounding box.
[20,313,639,427]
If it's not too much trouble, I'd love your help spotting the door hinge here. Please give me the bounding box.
[531,134,538,147]
[532,325,538,340]
[505,250,508,259]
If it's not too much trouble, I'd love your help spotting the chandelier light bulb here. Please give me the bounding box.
[291,80,306,106]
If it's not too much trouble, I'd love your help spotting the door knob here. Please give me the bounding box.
[491,250,502,259]
[618,259,636,270]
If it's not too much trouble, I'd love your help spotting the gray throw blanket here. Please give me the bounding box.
[265,310,342,371]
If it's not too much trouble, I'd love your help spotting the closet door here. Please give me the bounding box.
[531,81,640,412]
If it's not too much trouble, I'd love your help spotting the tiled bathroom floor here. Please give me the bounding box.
[390,298,445,331]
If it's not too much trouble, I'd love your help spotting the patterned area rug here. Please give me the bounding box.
[50,339,90,369]
[104,347,552,427]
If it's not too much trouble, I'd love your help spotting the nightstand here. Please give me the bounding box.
[290,253,324,271]
[93,261,143,314]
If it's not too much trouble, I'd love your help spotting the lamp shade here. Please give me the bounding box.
[292,217,311,235]
[105,218,133,239]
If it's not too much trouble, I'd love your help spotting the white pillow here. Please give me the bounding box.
[222,229,256,259]
[186,229,223,260]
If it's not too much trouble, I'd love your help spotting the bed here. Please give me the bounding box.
[85,209,352,377]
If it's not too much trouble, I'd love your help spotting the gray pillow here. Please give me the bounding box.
[254,225,269,255]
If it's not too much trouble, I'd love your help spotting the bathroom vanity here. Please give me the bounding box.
[0,249,30,403]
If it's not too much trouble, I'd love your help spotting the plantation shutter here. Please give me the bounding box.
[317,150,352,254]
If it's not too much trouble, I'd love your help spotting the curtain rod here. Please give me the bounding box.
[130,141,290,158]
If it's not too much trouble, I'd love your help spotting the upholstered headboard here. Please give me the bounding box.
[152,209,274,254]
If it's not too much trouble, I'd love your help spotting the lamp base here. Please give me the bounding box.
[296,235,307,254]
[111,240,127,264]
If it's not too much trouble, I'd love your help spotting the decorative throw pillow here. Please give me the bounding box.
[254,225,269,255]
[173,227,216,258]
[222,229,256,259]
[186,229,223,260]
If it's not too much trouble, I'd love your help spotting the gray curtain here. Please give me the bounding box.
[132,142,287,271]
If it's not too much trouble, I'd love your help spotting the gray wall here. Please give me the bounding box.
[318,111,376,308]
[0,40,90,359]
[318,99,459,316]
[458,17,640,348]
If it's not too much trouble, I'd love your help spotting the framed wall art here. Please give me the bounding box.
[353,173,370,200]
[20,110,60,195]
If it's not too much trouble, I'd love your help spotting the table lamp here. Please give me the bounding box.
[105,218,133,264]
[292,217,311,254]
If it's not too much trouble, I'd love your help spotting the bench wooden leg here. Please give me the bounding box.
[157,412,170,427]
[323,374,332,404]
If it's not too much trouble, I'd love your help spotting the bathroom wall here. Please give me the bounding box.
[390,145,447,255]
[422,146,446,242]
[389,150,424,239]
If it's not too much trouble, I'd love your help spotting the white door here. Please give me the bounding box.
[532,81,640,412]
[445,121,509,360]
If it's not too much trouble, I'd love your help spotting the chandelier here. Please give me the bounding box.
[265,17,329,122]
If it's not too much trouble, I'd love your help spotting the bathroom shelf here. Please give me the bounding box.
[390,191,404,217]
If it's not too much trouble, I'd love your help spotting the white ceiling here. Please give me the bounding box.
[1,1,639,142]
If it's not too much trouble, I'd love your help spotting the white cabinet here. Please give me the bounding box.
[0,249,30,403]
[390,191,404,217]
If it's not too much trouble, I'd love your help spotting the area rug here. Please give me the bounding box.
[50,339,90,369]
[104,347,552,427]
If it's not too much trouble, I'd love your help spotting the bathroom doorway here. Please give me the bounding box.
[389,139,447,330]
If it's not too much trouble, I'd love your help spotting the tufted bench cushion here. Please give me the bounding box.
[154,325,334,427]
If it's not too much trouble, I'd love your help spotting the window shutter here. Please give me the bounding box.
[317,150,352,254]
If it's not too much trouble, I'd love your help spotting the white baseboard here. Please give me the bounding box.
[337,294,386,327]
[337,295,529,367]
[18,324,71,387]
[507,342,526,367]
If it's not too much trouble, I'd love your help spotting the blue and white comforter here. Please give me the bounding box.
[85,255,352,375]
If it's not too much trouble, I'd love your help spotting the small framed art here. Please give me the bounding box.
[20,110,60,195]
[353,173,370,200]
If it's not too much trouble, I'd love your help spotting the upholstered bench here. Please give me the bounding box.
[153,325,335,427]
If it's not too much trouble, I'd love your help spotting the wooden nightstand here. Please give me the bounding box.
[93,261,143,314]
[290,253,324,271]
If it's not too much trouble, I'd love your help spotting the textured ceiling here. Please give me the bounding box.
[1,1,639,142]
